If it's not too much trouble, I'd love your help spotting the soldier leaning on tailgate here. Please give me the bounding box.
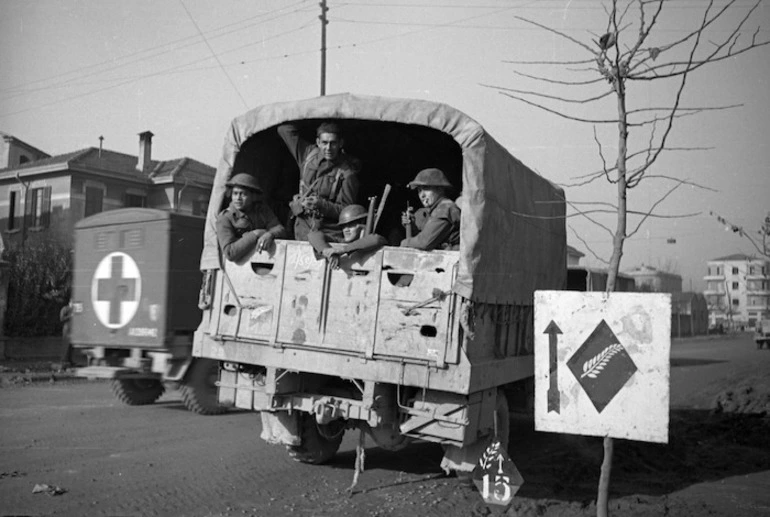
[277,121,361,242]
[400,168,461,251]
[216,173,287,262]
[307,204,387,269]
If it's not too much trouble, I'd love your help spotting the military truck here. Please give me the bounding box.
[194,94,566,470]
[72,208,224,415]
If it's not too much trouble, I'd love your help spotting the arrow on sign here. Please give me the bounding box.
[543,320,562,414]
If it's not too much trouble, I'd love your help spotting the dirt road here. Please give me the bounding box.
[0,333,768,516]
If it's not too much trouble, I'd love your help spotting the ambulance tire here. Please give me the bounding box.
[287,413,344,465]
[180,359,227,415]
[111,378,164,406]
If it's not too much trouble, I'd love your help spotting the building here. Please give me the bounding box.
[703,253,770,329]
[671,292,709,337]
[0,131,215,250]
[625,264,683,293]
[1,131,50,169]
[565,245,636,292]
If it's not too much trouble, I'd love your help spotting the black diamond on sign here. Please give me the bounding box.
[567,320,637,413]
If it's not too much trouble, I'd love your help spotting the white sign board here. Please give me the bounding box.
[534,291,670,443]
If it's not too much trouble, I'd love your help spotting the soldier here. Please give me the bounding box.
[307,204,386,269]
[216,173,287,262]
[277,121,361,242]
[400,168,461,251]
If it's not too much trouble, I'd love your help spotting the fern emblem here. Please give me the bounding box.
[580,343,623,379]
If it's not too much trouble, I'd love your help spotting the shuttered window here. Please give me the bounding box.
[24,186,52,228]
[85,186,104,217]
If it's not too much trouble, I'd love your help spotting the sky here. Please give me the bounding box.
[1,0,768,291]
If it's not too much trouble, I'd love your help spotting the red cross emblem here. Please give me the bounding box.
[91,252,141,329]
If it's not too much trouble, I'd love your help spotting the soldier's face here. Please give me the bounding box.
[316,132,342,161]
[342,222,365,243]
[231,187,256,211]
[417,187,442,208]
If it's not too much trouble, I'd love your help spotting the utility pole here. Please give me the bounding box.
[319,0,328,96]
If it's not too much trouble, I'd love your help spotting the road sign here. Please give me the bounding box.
[534,291,670,443]
[91,252,141,329]
[472,438,523,508]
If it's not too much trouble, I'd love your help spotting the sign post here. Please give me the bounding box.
[535,291,671,514]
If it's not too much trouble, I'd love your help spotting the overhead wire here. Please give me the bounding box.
[0,0,308,99]
[178,0,249,110]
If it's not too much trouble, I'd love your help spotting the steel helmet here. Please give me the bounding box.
[226,173,263,193]
[407,168,453,189]
[338,204,368,226]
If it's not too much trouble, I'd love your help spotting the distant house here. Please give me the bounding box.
[671,292,708,337]
[1,131,50,168]
[703,253,770,329]
[565,245,636,292]
[625,264,682,293]
[0,131,215,250]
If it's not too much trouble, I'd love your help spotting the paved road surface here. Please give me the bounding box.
[0,333,768,516]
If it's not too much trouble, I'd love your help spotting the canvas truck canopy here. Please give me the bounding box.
[201,93,566,305]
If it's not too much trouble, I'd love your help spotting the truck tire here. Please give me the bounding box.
[180,359,227,415]
[287,413,344,465]
[111,378,164,406]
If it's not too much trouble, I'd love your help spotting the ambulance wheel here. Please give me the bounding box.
[287,413,344,465]
[111,378,164,406]
[180,359,227,415]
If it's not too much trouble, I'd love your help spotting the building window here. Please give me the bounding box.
[732,267,739,275]
[124,193,146,208]
[7,191,19,230]
[25,186,52,228]
[732,299,740,307]
[749,266,755,275]
[19,155,30,165]
[85,186,104,217]
[732,282,739,290]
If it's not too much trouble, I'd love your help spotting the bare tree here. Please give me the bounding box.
[486,0,768,291]
[485,1,768,515]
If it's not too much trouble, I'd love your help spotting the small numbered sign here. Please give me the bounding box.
[472,438,524,508]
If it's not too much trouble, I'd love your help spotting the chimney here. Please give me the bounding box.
[137,131,154,173]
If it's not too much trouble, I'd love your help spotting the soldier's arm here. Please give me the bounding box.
[277,123,312,166]
[216,214,259,262]
[399,207,453,251]
[342,233,387,254]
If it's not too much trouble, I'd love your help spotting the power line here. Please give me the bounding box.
[179,0,249,110]
[0,20,316,119]
[0,1,308,98]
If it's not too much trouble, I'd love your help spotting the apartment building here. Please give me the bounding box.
[703,253,770,329]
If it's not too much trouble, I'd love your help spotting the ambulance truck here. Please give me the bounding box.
[72,208,224,415]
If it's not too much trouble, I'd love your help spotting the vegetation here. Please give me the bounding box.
[3,239,72,337]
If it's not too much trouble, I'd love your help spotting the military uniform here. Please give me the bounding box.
[400,197,460,251]
[216,203,286,262]
[278,123,361,241]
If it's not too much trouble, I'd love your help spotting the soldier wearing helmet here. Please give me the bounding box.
[307,204,386,269]
[278,121,361,242]
[400,168,461,251]
[216,173,287,262]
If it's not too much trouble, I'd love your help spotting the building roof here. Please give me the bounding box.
[0,147,215,185]
[566,245,585,258]
[0,131,50,158]
[709,253,766,262]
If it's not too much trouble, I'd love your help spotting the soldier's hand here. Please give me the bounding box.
[302,194,318,210]
[256,232,274,252]
[289,195,304,216]
[401,211,413,226]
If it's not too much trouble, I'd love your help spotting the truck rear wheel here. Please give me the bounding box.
[111,378,164,406]
[286,413,344,465]
[180,359,227,415]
